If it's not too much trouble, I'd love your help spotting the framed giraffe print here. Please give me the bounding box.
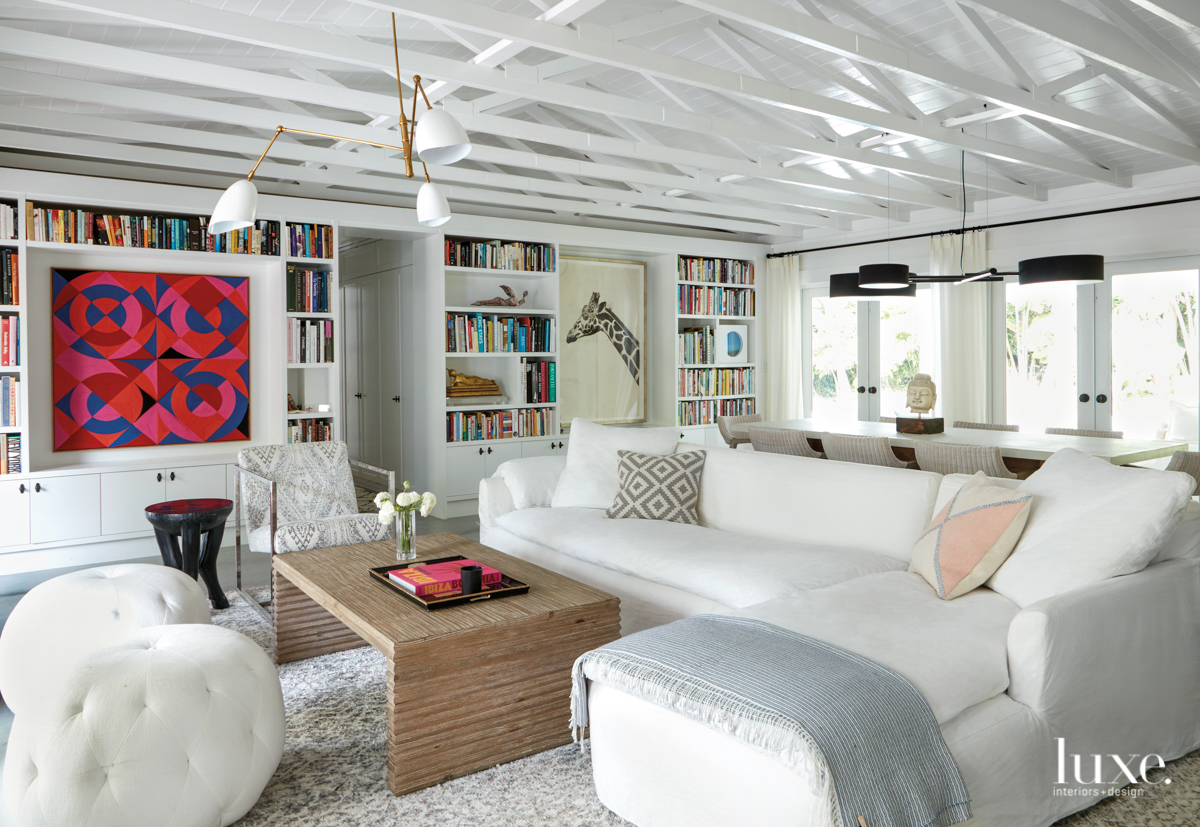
[559,256,646,425]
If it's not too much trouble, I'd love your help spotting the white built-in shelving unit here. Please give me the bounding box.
[0,193,25,479]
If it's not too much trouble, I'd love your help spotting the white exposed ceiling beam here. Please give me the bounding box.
[610,6,708,41]
[2,6,1021,201]
[943,1,1034,91]
[1017,117,1118,170]
[1101,71,1200,145]
[1126,0,1200,36]
[961,0,1197,94]
[1038,65,1102,99]
[674,0,1198,170]
[0,66,960,213]
[360,0,1138,181]
[1088,0,1200,91]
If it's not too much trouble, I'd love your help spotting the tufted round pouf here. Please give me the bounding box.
[0,563,210,716]
[3,624,285,827]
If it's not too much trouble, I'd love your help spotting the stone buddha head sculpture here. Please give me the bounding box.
[906,373,937,416]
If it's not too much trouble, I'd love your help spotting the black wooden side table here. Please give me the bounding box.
[145,498,234,609]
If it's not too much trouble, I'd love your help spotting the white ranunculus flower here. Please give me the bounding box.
[398,491,422,507]
[420,492,437,517]
[373,491,390,507]
[377,499,397,524]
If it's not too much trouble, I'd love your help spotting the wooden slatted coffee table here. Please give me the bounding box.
[270,532,621,795]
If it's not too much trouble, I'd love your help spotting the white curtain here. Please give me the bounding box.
[929,231,990,424]
[762,254,803,420]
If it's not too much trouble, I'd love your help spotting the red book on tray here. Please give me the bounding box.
[387,559,503,597]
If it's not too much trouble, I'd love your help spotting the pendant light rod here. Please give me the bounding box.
[246,126,411,182]
[392,12,415,179]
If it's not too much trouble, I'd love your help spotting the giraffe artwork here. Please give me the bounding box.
[566,292,641,385]
[559,257,646,424]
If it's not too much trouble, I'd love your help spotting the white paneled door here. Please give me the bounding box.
[343,270,403,472]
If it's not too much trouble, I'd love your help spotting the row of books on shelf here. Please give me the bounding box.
[288,223,333,259]
[445,313,556,354]
[0,377,18,426]
[678,326,715,365]
[446,407,555,442]
[520,357,557,404]
[287,419,333,444]
[288,319,335,364]
[678,285,755,317]
[678,256,754,285]
[1,249,18,306]
[678,397,756,426]
[1,203,16,241]
[1,316,19,367]
[678,367,755,399]
[25,204,283,256]
[0,434,20,475]
[445,238,555,272]
[287,264,332,313]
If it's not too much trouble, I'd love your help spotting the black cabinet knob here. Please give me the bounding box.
[18,484,25,494]
[170,471,176,481]
[34,483,41,493]
[392,396,401,402]
[1079,393,1090,403]
[487,447,493,454]
[354,392,364,399]
[478,447,484,455]
[157,473,162,482]
[868,386,877,394]
[1097,394,1108,404]
[857,386,866,393]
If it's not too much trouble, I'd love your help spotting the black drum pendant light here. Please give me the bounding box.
[858,262,912,289]
[1017,255,1104,285]
[831,272,916,298]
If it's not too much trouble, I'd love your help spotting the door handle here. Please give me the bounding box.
[868,387,877,394]
[1079,393,1090,403]
[34,483,41,493]
[392,396,401,402]
[170,472,176,481]
[157,473,162,482]
[857,386,866,393]
[1096,394,1108,404]
[354,392,364,399]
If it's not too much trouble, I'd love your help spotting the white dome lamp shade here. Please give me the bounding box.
[209,178,258,235]
[414,108,471,166]
[416,182,451,227]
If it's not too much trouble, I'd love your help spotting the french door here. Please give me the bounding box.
[803,287,934,422]
[1003,260,1200,442]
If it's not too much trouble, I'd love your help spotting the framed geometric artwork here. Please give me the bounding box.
[52,269,250,450]
[559,257,646,425]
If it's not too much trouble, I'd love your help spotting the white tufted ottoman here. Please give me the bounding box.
[3,624,285,827]
[0,563,211,716]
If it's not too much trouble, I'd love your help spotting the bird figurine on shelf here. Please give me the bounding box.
[471,285,528,307]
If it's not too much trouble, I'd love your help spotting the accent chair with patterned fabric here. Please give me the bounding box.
[234,441,394,614]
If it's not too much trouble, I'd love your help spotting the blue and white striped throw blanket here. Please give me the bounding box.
[571,615,971,827]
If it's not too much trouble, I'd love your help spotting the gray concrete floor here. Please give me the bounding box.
[0,513,479,823]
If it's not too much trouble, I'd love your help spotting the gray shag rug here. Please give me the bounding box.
[213,592,1198,827]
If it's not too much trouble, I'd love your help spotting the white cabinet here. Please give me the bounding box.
[0,480,31,548]
[678,427,707,445]
[166,465,227,501]
[521,438,568,458]
[101,469,166,535]
[31,475,101,544]
[704,426,726,447]
[446,442,525,499]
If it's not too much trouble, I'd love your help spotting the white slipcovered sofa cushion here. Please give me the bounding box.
[988,448,1196,607]
[497,455,566,510]
[551,419,680,509]
[0,564,210,716]
[4,624,285,827]
[495,507,906,608]
[728,570,1020,723]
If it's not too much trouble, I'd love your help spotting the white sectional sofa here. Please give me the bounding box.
[480,439,1200,827]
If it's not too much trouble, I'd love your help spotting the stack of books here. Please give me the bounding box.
[444,313,555,353]
[387,559,502,596]
[678,326,714,364]
[0,203,15,240]
[678,397,756,426]
[288,319,334,363]
[287,223,333,259]
[444,238,555,271]
[287,419,332,443]
[678,367,755,398]
[678,256,754,285]
[1,377,18,426]
[1,434,20,474]
[678,284,755,317]
[24,205,279,255]
[519,358,556,404]
[1,249,17,305]
[0,316,18,366]
[286,265,331,313]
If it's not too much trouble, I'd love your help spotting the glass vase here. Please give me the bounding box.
[396,510,417,562]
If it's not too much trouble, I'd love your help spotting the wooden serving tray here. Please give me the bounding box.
[369,555,530,610]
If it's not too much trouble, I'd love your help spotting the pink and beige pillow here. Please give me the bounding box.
[909,472,1032,600]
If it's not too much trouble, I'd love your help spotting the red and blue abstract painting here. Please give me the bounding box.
[52,269,250,450]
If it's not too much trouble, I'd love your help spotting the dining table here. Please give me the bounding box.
[725,418,1187,473]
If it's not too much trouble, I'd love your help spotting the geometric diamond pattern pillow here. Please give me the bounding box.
[605,450,706,525]
[908,472,1033,600]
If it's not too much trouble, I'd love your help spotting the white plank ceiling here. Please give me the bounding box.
[3,0,1200,242]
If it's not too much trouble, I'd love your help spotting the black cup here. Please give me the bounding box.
[460,565,483,595]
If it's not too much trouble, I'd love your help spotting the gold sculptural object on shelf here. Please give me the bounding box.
[447,368,502,398]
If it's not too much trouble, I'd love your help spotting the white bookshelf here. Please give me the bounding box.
[283,221,341,445]
[675,255,759,441]
[0,193,25,477]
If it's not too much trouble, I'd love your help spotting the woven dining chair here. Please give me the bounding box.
[914,442,1018,479]
[1166,451,1200,496]
[879,416,896,424]
[716,413,763,449]
[747,426,824,459]
[820,432,915,469]
[953,420,1019,433]
[1045,427,1124,439]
